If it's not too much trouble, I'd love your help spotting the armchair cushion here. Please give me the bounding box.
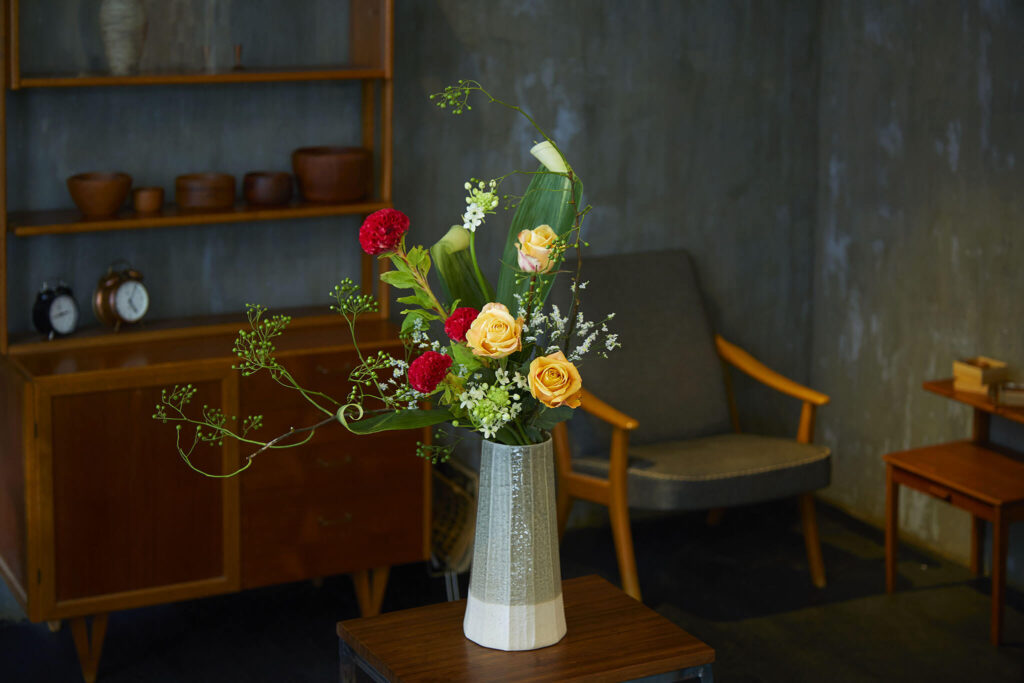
[553,249,732,457]
[573,434,831,511]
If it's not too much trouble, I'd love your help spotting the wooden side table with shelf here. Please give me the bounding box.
[884,379,1024,645]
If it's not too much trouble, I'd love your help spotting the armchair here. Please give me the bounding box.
[553,249,830,601]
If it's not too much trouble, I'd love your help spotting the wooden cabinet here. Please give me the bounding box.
[0,2,425,681]
[0,321,429,681]
[36,368,239,618]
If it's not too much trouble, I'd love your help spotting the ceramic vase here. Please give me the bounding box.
[462,437,566,651]
[100,0,146,76]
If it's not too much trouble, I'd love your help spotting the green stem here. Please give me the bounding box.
[512,421,531,445]
[468,232,494,303]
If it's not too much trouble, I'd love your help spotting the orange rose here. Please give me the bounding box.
[528,350,582,409]
[515,224,557,273]
[465,302,523,358]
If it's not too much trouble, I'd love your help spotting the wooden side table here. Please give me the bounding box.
[337,575,715,682]
[884,379,1024,645]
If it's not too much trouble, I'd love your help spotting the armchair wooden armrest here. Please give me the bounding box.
[553,388,642,598]
[715,334,829,444]
[579,388,640,431]
[715,335,829,406]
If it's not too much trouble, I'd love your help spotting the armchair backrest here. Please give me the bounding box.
[552,249,732,456]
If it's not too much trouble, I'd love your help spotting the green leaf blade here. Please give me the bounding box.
[341,408,454,434]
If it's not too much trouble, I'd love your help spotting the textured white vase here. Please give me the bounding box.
[100,0,146,76]
[463,437,567,651]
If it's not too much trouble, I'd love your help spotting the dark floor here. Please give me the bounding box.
[2,501,1024,682]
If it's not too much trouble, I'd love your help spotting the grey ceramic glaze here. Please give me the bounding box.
[467,437,562,607]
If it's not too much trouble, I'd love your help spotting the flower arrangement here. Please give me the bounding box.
[154,81,618,472]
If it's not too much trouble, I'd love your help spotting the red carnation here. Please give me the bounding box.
[359,208,410,255]
[444,307,479,342]
[408,351,453,394]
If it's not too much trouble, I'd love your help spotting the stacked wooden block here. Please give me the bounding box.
[952,356,1024,406]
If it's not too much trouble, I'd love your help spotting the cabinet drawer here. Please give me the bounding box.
[241,428,418,492]
[892,466,991,519]
[241,432,427,588]
[240,350,361,417]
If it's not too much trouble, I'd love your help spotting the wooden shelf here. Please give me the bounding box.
[7,308,401,378]
[923,379,1024,427]
[8,199,390,236]
[14,65,386,89]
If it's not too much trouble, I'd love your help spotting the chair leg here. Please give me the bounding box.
[608,490,641,601]
[70,614,108,683]
[799,493,827,588]
[351,566,390,617]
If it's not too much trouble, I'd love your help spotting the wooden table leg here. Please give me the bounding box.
[70,613,108,683]
[991,511,1008,645]
[885,465,899,593]
[352,566,391,617]
[971,516,986,577]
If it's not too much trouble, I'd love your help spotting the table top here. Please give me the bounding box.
[923,379,1024,426]
[337,574,714,682]
[884,440,1024,506]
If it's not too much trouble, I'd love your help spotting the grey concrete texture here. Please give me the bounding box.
[811,0,1024,575]
[394,0,820,438]
[467,439,561,606]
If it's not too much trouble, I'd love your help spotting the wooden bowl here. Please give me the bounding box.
[133,186,164,214]
[66,172,132,218]
[291,147,371,203]
[243,171,293,206]
[175,173,236,211]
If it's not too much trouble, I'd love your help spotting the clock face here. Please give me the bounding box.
[114,279,149,323]
[49,293,79,335]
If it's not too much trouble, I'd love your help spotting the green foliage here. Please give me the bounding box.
[330,279,380,317]
[232,304,291,377]
[449,340,483,373]
[495,167,583,311]
[533,406,574,431]
[340,407,454,434]
[157,81,602,480]
[429,225,492,310]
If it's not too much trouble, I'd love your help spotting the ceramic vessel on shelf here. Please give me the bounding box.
[99,0,146,76]
[67,172,132,218]
[462,437,567,651]
[243,172,293,206]
[132,187,163,214]
[291,146,371,203]
[175,174,236,211]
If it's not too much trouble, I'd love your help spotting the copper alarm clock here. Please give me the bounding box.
[93,261,149,330]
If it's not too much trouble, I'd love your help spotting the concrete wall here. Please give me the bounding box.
[394,0,820,435]
[812,0,1024,575]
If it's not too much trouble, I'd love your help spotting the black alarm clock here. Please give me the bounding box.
[32,281,80,339]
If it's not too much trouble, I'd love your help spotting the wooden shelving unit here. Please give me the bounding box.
[0,0,395,354]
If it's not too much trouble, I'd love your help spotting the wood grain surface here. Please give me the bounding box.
[338,575,714,682]
[883,440,1024,507]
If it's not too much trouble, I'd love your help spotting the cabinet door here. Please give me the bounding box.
[36,368,239,618]
[239,351,429,588]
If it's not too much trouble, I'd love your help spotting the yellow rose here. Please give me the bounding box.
[515,224,557,273]
[528,350,582,409]
[465,302,524,358]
